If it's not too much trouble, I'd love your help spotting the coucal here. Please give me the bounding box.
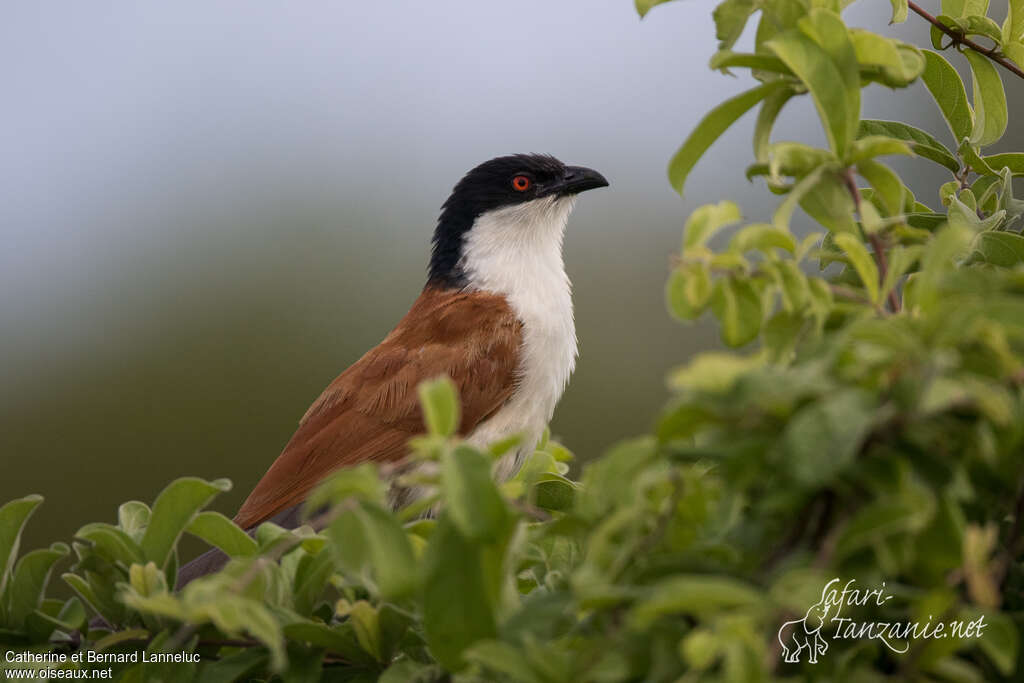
[177,154,607,586]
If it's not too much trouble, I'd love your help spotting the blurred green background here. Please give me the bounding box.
[2,1,1021,549]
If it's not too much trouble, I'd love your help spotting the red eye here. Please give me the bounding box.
[512,175,532,192]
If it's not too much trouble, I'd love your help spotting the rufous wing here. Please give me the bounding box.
[232,287,522,530]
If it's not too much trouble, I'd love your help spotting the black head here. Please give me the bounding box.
[427,154,608,287]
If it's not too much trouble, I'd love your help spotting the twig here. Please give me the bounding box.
[842,168,899,312]
[829,283,872,304]
[868,232,902,312]
[908,1,1024,80]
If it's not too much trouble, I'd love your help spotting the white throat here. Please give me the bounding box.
[458,196,579,474]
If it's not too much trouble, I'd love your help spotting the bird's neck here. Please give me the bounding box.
[458,196,579,476]
[457,196,575,306]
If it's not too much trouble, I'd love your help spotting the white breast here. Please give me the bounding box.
[458,196,578,478]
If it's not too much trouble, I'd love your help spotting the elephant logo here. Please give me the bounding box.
[777,589,832,664]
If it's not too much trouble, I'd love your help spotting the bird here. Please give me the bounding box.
[176,153,607,586]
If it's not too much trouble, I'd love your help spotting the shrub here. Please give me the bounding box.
[3,0,1024,680]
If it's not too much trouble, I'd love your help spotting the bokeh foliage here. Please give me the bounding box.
[3,0,1024,679]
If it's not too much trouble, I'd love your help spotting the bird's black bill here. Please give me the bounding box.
[552,165,609,196]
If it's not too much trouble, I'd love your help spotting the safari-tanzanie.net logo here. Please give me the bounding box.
[777,577,989,664]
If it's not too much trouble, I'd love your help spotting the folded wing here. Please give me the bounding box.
[232,287,522,530]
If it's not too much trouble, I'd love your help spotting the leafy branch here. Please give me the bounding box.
[908,1,1024,80]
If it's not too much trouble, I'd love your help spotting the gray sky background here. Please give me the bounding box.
[2,1,1017,543]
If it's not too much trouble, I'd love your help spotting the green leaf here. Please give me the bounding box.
[881,245,924,303]
[635,0,676,17]
[683,201,742,251]
[5,543,69,628]
[186,512,258,558]
[782,389,876,485]
[848,136,913,163]
[421,514,500,671]
[890,0,908,23]
[948,196,1006,232]
[709,51,792,75]
[442,445,510,541]
[306,462,387,512]
[0,495,43,600]
[798,169,858,234]
[669,80,791,195]
[773,260,811,312]
[128,560,167,597]
[629,575,765,628]
[975,610,1019,675]
[118,501,151,542]
[857,119,960,172]
[532,477,577,512]
[921,51,974,142]
[964,49,1008,146]
[968,231,1024,267]
[713,0,757,50]
[849,29,925,87]
[767,10,860,155]
[1006,0,1024,45]
[766,142,835,180]
[75,522,146,566]
[961,15,1005,43]
[754,86,797,163]
[728,223,796,254]
[711,277,763,347]
[140,478,231,570]
[1007,41,1024,66]
[195,649,270,683]
[773,165,828,230]
[464,641,541,683]
[338,502,417,601]
[857,159,905,216]
[666,262,712,321]
[418,376,460,437]
[984,153,1024,175]
[834,233,880,303]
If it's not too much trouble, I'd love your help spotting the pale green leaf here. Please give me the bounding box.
[683,200,742,250]
[421,514,499,671]
[728,223,796,253]
[6,543,69,627]
[629,575,765,628]
[666,262,712,321]
[418,376,460,437]
[965,49,1008,146]
[799,169,858,234]
[850,30,925,87]
[857,159,905,216]
[754,86,797,162]
[921,51,974,142]
[442,445,510,541]
[968,231,1024,267]
[783,389,876,485]
[709,51,791,75]
[834,233,880,303]
[890,0,908,23]
[711,277,763,347]
[983,153,1024,175]
[848,135,913,163]
[857,119,960,172]
[636,0,676,17]
[140,477,230,570]
[767,12,859,155]
[186,511,258,558]
[464,641,541,683]
[0,495,43,599]
[669,80,791,195]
